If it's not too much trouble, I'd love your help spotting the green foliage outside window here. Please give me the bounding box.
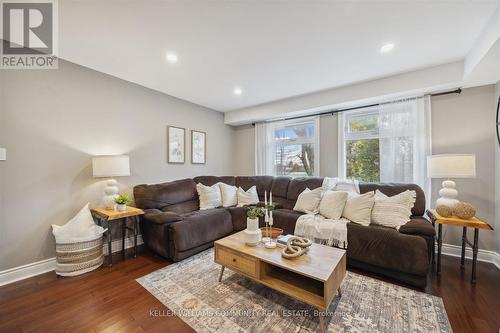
[346,139,380,182]
[345,116,380,182]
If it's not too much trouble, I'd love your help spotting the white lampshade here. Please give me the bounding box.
[92,155,130,178]
[427,154,476,179]
[0,148,6,161]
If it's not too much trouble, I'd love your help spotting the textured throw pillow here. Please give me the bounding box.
[319,191,348,220]
[293,187,323,214]
[196,183,222,210]
[371,190,416,229]
[237,186,259,207]
[219,182,238,207]
[52,203,106,243]
[342,191,375,226]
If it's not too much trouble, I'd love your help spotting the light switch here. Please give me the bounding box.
[0,148,6,161]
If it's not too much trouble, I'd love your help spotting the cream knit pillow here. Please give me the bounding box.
[196,183,222,210]
[293,187,323,214]
[237,186,259,207]
[319,191,348,220]
[371,190,416,229]
[342,191,375,226]
[219,182,238,207]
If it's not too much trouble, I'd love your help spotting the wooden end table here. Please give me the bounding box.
[426,209,493,283]
[91,207,144,267]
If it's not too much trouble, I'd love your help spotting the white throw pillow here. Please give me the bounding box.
[52,203,105,243]
[319,191,348,220]
[342,191,375,226]
[219,182,238,207]
[293,187,323,214]
[237,186,260,207]
[371,190,416,229]
[196,183,222,210]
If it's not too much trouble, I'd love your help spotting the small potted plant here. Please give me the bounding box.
[243,206,264,246]
[114,193,131,212]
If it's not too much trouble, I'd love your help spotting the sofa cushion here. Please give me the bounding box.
[287,177,323,201]
[347,223,429,276]
[359,182,425,216]
[219,183,238,207]
[236,176,273,198]
[196,183,222,210]
[342,192,375,226]
[161,200,199,214]
[399,217,435,237]
[271,177,291,199]
[272,209,305,235]
[293,187,322,213]
[227,206,247,232]
[171,208,233,252]
[319,191,348,220]
[134,178,198,211]
[193,176,236,186]
[143,209,183,225]
[371,190,416,229]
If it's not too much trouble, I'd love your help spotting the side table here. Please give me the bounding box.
[426,209,493,283]
[91,207,144,267]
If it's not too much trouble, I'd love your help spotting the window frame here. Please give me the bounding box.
[339,107,380,180]
[273,117,320,177]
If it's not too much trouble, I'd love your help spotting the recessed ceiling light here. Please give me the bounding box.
[166,53,178,63]
[233,87,243,96]
[380,43,394,54]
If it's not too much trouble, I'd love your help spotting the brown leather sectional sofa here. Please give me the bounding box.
[133,176,435,287]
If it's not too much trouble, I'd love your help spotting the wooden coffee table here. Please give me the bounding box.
[215,231,346,333]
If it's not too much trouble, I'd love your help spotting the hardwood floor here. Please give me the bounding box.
[1,247,499,333]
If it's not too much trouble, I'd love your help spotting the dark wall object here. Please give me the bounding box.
[496,95,500,147]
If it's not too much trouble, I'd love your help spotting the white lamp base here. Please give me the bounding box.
[436,179,459,208]
[103,178,119,210]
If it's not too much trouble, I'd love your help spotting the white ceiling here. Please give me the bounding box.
[59,1,499,112]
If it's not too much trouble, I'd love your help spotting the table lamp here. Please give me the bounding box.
[92,155,130,210]
[427,154,476,208]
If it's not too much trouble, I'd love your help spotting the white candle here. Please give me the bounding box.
[270,192,272,205]
[264,190,267,206]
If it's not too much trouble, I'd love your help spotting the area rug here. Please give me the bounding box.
[137,249,452,333]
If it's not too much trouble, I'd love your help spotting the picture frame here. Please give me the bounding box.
[191,130,206,164]
[167,126,186,164]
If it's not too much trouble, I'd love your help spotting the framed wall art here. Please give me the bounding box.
[167,126,185,164]
[191,130,206,164]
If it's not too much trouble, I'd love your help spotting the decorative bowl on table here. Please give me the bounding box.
[260,227,283,239]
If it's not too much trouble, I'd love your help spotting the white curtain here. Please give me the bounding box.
[378,96,432,199]
[255,121,277,175]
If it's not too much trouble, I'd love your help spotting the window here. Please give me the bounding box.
[343,108,380,182]
[339,97,431,190]
[273,118,319,177]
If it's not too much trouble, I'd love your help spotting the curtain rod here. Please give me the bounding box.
[251,88,462,126]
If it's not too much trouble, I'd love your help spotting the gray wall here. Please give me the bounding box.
[0,60,236,271]
[431,86,496,251]
[232,85,498,251]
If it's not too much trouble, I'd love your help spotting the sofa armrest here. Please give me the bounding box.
[399,217,435,237]
[143,209,183,225]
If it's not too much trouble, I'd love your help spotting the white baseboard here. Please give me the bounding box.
[440,243,500,269]
[0,235,144,286]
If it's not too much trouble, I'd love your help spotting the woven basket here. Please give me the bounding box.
[55,235,104,276]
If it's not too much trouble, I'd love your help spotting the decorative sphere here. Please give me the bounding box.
[436,205,453,217]
[453,202,476,220]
